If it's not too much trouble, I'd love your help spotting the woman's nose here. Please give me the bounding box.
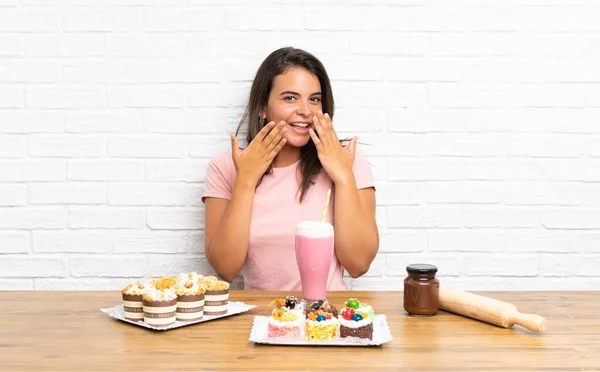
[296,100,312,116]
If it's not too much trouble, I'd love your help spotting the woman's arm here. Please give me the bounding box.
[308,111,379,278]
[333,178,379,278]
[204,179,256,282]
[204,122,287,282]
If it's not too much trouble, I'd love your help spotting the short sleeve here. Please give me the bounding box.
[352,145,375,191]
[201,152,236,203]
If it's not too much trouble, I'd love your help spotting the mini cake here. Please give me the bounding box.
[121,281,146,321]
[267,296,302,338]
[150,276,177,290]
[142,287,177,327]
[199,276,230,315]
[175,278,206,322]
[339,298,374,340]
[305,300,338,341]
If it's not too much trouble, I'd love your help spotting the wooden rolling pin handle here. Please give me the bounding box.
[506,312,547,333]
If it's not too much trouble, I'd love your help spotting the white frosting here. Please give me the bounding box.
[123,281,147,295]
[306,317,338,327]
[295,221,334,238]
[176,272,201,285]
[175,279,205,296]
[339,316,372,328]
[268,317,303,327]
[144,287,177,302]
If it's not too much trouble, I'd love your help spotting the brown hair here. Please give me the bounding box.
[236,47,335,203]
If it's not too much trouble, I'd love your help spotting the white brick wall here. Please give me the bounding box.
[1,0,599,291]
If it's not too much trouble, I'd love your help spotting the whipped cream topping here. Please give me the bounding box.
[306,317,338,326]
[175,279,206,296]
[295,220,334,238]
[176,272,202,286]
[339,316,372,328]
[200,275,230,291]
[122,281,146,295]
[143,287,177,302]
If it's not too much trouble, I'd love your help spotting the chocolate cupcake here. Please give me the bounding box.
[175,278,206,322]
[142,288,177,327]
[199,276,230,315]
[121,281,146,321]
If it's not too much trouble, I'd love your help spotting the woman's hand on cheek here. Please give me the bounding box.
[231,121,287,186]
[308,111,357,185]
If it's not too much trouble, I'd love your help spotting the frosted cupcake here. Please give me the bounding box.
[142,287,177,327]
[199,276,230,315]
[121,281,146,321]
[267,297,302,338]
[339,298,374,340]
[175,278,206,322]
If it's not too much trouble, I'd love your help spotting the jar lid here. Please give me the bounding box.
[406,264,438,274]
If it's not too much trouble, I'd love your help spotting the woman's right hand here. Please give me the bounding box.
[230,121,287,186]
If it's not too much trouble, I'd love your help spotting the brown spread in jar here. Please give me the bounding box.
[403,264,439,316]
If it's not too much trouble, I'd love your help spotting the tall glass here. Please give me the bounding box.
[295,221,334,309]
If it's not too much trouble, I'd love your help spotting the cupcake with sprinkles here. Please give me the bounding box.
[267,296,302,338]
[121,281,146,321]
[174,276,206,322]
[305,300,339,341]
[142,287,177,327]
[199,275,230,315]
[339,298,374,340]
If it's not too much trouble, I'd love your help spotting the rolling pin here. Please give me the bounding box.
[439,287,547,333]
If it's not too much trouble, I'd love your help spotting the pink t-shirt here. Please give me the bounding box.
[201,147,375,291]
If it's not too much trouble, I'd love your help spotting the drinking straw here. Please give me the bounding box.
[321,188,331,222]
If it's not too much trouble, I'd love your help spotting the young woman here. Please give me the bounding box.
[201,47,379,290]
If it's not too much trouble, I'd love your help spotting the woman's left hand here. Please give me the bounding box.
[309,111,358,185]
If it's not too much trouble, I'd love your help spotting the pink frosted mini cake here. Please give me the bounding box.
[267,296,302,338]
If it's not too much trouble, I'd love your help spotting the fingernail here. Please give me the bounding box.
[318,110,323,115]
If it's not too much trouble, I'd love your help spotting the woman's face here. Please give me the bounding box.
[263,67,323,148]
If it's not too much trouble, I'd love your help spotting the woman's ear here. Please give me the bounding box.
[259,111,267,126]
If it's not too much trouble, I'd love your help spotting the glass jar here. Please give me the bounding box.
[403,264,439,316]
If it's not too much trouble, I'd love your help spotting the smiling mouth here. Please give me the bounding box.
[289,123,311,128]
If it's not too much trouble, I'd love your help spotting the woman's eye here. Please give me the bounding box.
[284,96,296,101]
[310,97,322,103]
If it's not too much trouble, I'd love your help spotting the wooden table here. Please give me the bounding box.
[1,291,598,371]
